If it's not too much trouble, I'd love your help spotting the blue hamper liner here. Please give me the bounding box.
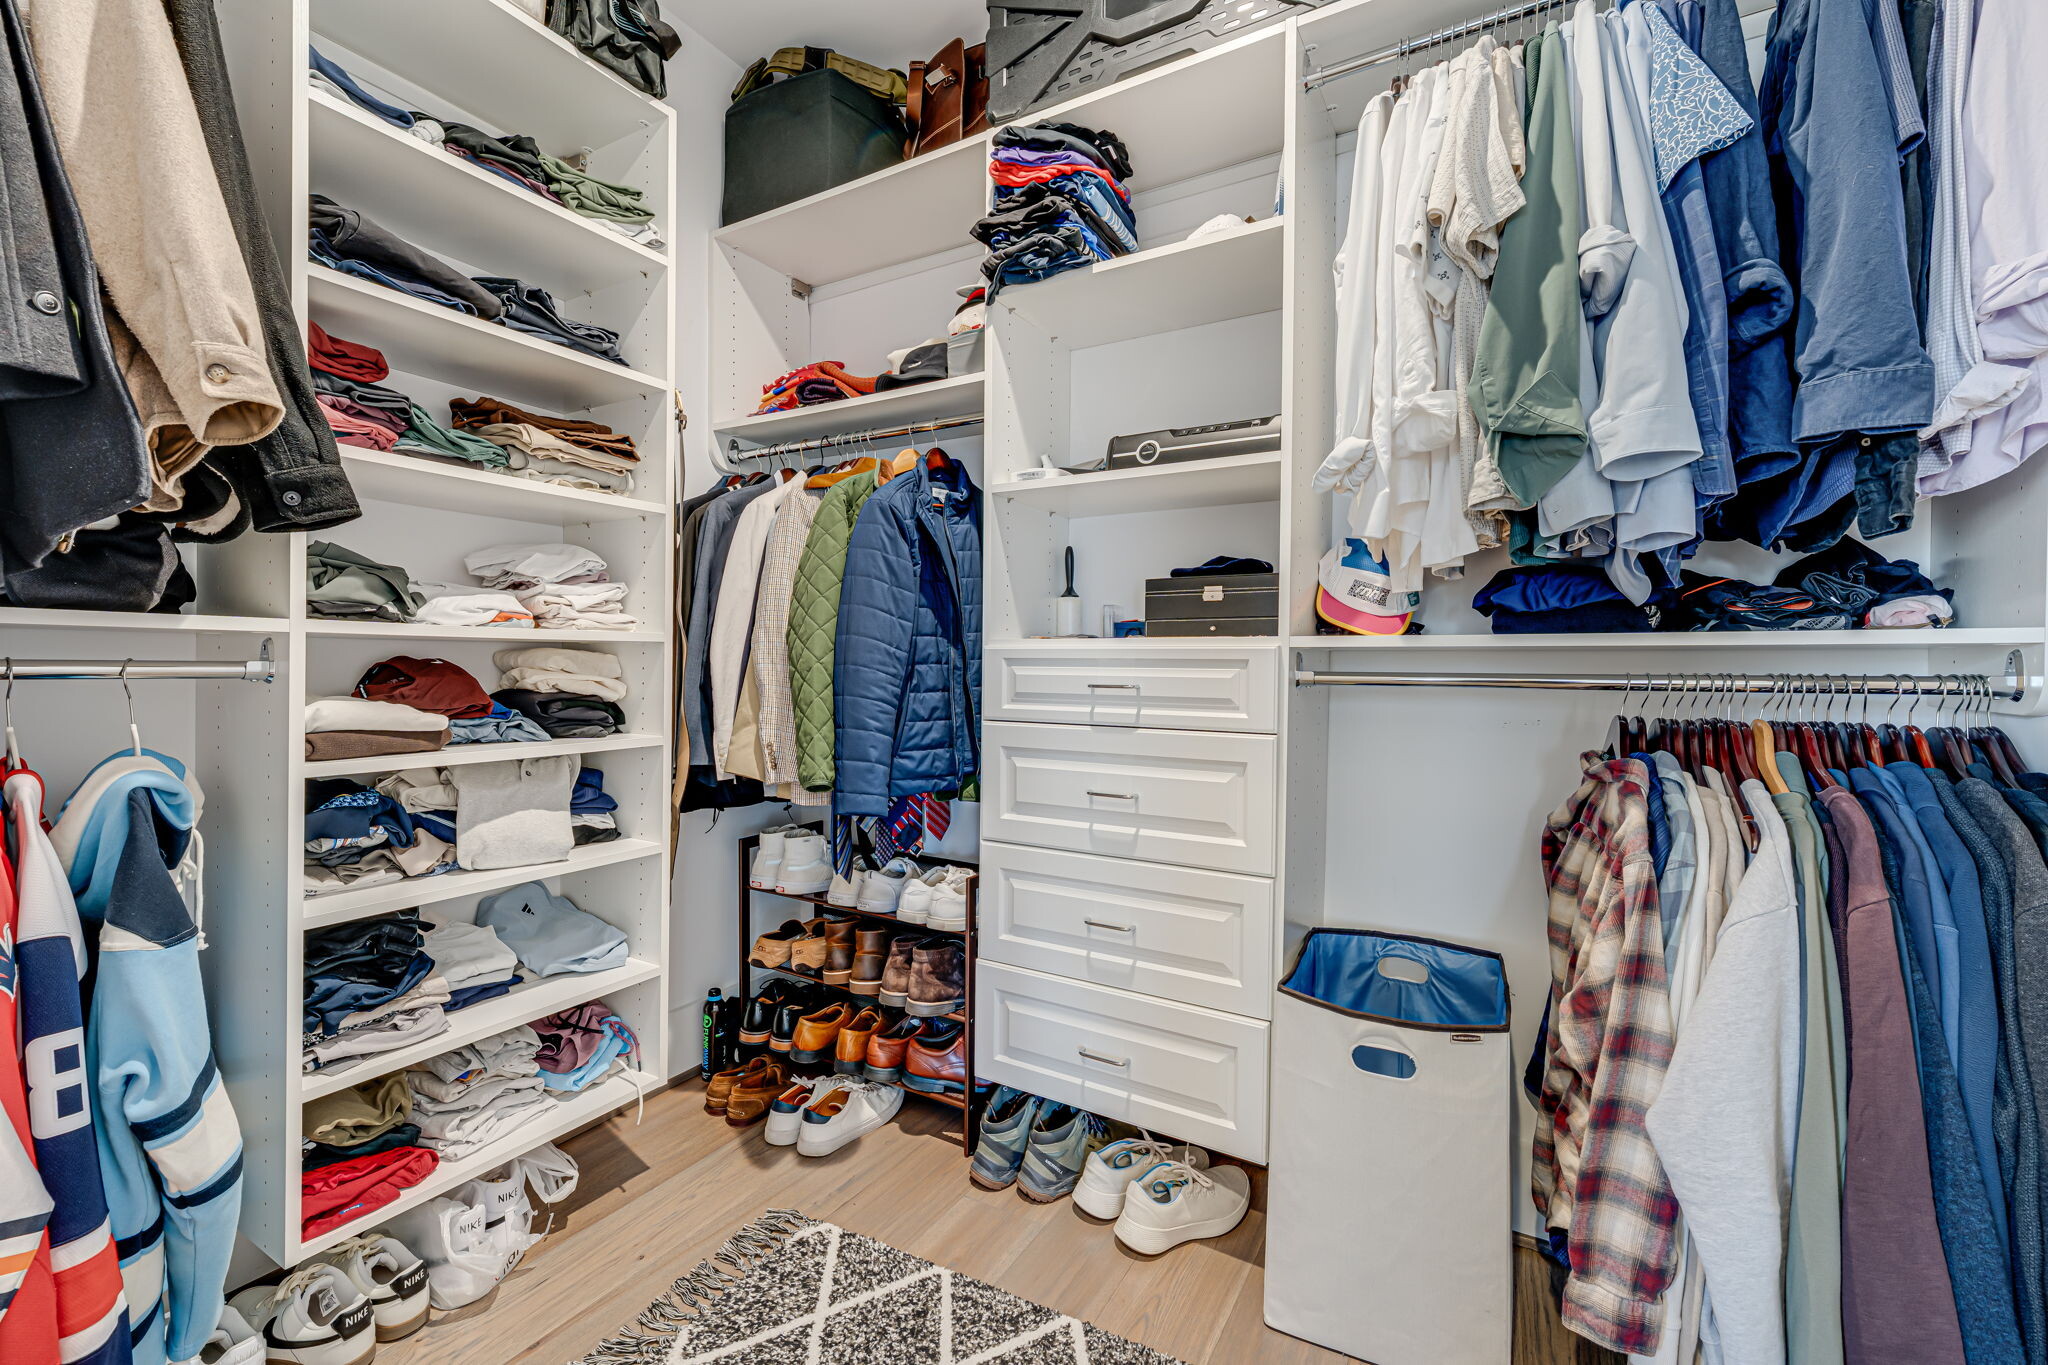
[1279,927,1510,1028]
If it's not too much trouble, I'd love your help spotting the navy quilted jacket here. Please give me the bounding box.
[833,458,981,815]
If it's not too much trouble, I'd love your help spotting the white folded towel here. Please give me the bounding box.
[304,696,451,735]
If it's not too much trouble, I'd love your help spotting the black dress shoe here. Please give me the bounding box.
[740,981,794,1046]
[770,984,821,1053]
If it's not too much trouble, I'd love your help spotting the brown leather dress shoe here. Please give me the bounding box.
[749,919,807,968]
[834,1006,886,1074]
[849,928,891,995]
[704,1055,780,1114]
[863,1013,922,1083]
[902,1019,967,1095]
[789,1002,852,1065]
[822,919,859,986]
[724,1067,790,1126]
[907,940,965,1017]
[877,936,920,1008]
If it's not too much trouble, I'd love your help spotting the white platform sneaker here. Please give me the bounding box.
[1073,1138,1209,1220]
[1113,1160,1250,1255]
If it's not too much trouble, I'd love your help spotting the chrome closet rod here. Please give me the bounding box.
[725,414,986,463]
[1292,669,2025,703]
[1300,0,1561,90]
[0,656,275,683]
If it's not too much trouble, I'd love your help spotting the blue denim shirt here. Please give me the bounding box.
[1759,0,1935,443]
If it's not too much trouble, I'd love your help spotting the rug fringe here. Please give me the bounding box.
[567,1209,813,1365]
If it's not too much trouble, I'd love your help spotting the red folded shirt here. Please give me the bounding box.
[355,656,496,718]
[988,160,1130,201]
[317,394,402,451]
[302,1145,439,1238]
[310,321,390,383]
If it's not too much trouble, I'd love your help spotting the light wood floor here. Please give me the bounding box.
[373,1080,1618,1364]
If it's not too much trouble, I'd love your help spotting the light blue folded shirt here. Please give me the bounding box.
[475,881,629,977]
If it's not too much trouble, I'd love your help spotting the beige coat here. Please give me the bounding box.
[19,0,282,496]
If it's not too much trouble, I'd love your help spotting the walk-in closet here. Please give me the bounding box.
[1,0,2042,1361]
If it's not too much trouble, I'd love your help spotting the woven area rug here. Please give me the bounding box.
[574,1209,1190,1364]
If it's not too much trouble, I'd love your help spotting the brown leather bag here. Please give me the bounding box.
[906,38,989,157]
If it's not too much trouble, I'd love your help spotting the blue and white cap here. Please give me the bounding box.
[1315,537,1417,636]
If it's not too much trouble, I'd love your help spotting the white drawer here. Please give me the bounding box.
[982,721,1277,875]
[975,961,1269,1162]
[979,841,1274,1018]
[985,642,1279,732]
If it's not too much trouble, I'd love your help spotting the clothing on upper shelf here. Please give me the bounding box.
[494,647,629,703]
[306,540,423,621]
[475,882,629,978]
[354,656,496,719]
[308,194,503,320]
[491,688,624,738]
[471,277,626,366]
[975,122,1134,296]
[303,695,451,762]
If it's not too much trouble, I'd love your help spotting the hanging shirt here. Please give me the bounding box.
[1317,92,1396,538]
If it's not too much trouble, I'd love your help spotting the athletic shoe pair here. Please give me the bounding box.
[762,1075,904,1156]
[227,1234,428,1365]
[970,1089,1120,1202]
[856,858,972,927]
[384,1142,580,1311]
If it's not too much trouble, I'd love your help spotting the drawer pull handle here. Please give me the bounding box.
[1084,918,1134,932]
[1085,790,1136,801]
[1086,682,1140,691]
[1078,1047,1130,1067]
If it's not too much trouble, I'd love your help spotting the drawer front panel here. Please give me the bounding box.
[983,722,1277,875]
[979,841,1273,1018]
[985,644,1278,733]
[975,962,1269,1162]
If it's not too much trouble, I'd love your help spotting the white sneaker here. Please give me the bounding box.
[896,866,945,925]
[1113,1160,1250,1255]
[229,1265,376,1365]
[750,825,802,889]
[924,867,975,931]
[308,1233,431,1342]
[854,858,917,915]
[1073,1138,1209,1220]
[452,1169,536,1279]
[196,1305,266,1365]
[796,1079,904,1157]
[384,1196,504,1310]
[764,1075,830,1147]
[774,833,832,895]
[826,865,866,908]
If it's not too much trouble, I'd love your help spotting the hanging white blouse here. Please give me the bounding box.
[1316,90,1396,526]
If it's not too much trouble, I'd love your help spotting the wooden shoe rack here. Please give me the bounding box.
[735,830,983,1154]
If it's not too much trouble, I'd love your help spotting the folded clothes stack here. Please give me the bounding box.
[975,122,1135,297]
[492,686,624,738]
[307,322,507,468]
[412,582,535,629]
[303,779,456,895]
[421,908,524,1011]
[306,972,452,1076]
[354,656,550,744]
[406,1024,555,1159]
[464,544,639,630]
[493,646,629,703]
[474,276,627,365]
[302,1073,441,1236]
[309,193,504,318]
[1473,563,1656,634]
[302,910,447,1074]
[450,395,639,495]
[476,882,630,977]
[304,695,452,762]
[308,48,664,249]
[570,768,622,845]
[750,360,877,414]
[533,1000,638,1093]
[451,755,578,871]
[307,541,423,622]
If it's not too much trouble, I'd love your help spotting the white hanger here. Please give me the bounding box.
[3,658,20,768]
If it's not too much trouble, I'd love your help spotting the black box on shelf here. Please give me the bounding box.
[723,70,907,224]
[1143,572,1278,637]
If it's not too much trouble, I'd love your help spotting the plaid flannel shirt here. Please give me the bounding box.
[1534,753,1680,1356]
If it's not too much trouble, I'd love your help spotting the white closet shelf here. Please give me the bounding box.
[301,838,664,930]
[339,449,664,524]
[308,0,667,153]
[716,135,991,288]
[989,452,1283,517]
[305,619,663,644]
[0,607,287,633]
[998,218,1286,350]
[302,957,660,1101]
[715,374,987,447]
[306,268,667,413]
[308,93,667,296]
[302,733,660,778]
[1288,628,2047,650]
[295,1066,655,1258]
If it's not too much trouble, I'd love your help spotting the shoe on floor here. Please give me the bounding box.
[230,1264,376,1365]
[1073,1137,1211,1220]
[797,1078,904,1157]
[452,1168,538,1279]
[705,1055,780,1114]
[749,825,803,889]
[855,857,917,915]
[764,1076,830,1147]
[196,1305,265,1365]
[774,833,832,895]
[725,1062,792,1126]
[925,867,975,930]
[969,1087,1043,1190]
[1113,1160,1251,1255]
[1017,1105,1110,1204]
[384,1195,504,1310]
[896,866,946,925]
[308,1232,432,1343]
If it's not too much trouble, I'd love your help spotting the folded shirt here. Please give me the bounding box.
[411,585,535,630]
[506,454,635,495]
[408,1073,553,1157]
[303,1123,425,1173]
[303,829,455,894]
[308,541,422,621]
[469,423,636,472]
[493,646,627,702]
[356,656,497,718]
[306,729,450,762]
[421,909,520,991]
[413,1025,540,1093]
[448,705,551,744]
[492,688,624,738]
[463,542,610,591]
[304,1073,413,1146]
[309,321,389,383]
[317,394,403,451]
[472,276,625,365]
[476,881,629,976]
[395,404,510,468]
[310,193,504,319]
[302,1145,439,1238]
[376,771,461,813]
[307,696,451,735]
[449,396,638,459]
[303,1003,449,1076]
[518,582,637,631]
[447,975,521,1011]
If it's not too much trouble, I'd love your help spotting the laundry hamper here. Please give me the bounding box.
[1264,928,1513,1364]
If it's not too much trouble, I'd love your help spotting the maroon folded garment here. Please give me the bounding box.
[302,1145,439,1237]
[317,394,402,451]
[309,320,390,382]
[355,656,496,718]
